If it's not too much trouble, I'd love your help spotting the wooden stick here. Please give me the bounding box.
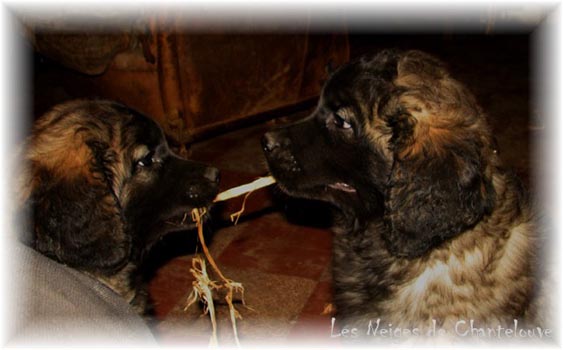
[214,176,276,202]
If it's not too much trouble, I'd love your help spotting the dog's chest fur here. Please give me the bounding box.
[332,178,536,330]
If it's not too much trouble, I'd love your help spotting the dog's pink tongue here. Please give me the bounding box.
[328,182,357,193]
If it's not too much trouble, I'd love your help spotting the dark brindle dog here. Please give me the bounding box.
[263,50,545,338]
[17,99,219,314]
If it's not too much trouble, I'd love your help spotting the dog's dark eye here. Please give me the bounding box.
[333,111,352,130]
[136,151,158,169]
[137,156,153,168]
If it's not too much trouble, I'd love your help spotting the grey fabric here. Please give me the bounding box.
[6,242,157,346]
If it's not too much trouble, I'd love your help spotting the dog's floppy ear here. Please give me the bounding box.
[384,144,494,258]
[25,124,130,274]
[382,50,495,258]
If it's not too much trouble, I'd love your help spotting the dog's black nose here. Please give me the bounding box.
[262,132,280,153]
[204,166,220,183]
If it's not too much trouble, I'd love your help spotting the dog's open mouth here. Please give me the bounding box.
[164,214,196,230]
[162,207,210,232]
[141,209,208,256]
[328,182,357,193]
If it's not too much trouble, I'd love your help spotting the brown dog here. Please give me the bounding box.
[263,50,548,341]
[17,99,219,314]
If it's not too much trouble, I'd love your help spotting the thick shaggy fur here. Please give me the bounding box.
[263,50,544,339]
[17,99,219,314]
